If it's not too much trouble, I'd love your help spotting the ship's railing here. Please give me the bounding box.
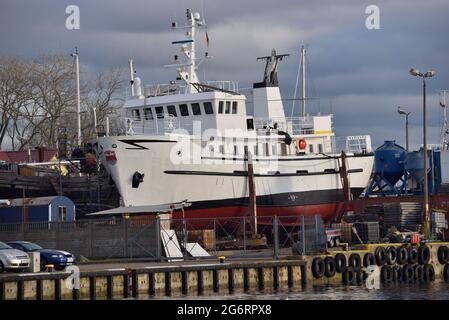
[124,114,189,135]
[125,83,186,99]
[253,117,316,136]
[206,80,239,93]
[334,135,373,154]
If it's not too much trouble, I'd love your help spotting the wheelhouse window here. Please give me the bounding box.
[192,103,201,115]
[204,102,214,114]
[309,144,314,153]
[59,206,67,222]
[218,101,224,114]
[167,105,177,117]
[225,101,231,114]
[232,101,238,114]
[179,104,189,116]
[132,109,141,121]
[155,106,164,119]
[144,108,153,120]
[318,144,323,153]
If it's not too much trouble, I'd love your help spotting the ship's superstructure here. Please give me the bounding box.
[96,9,375,225]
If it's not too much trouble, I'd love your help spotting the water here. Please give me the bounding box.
[144,281,449,300]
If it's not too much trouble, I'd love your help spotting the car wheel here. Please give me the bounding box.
[40,258,48,271]
[0,261,4,273]
[55,265,65,271]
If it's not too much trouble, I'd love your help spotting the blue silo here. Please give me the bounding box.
[374,141,406,185]
[405,149,442,194]
[365,141,407,196]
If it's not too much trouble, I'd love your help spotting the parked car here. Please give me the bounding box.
[6,241,76,271]
[0,241,30,273]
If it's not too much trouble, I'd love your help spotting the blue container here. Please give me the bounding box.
[405,150,430,182]
[374,140,406,185]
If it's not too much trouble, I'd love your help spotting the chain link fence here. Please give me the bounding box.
[0,214,333,261]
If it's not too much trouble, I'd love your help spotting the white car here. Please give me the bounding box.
[0,241,30,272]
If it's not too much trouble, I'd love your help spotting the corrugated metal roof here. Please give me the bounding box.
[0,149,57,164]
[2,196,69,207]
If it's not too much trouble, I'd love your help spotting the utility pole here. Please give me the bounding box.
[410,68,436,239]
[71,48,82,147]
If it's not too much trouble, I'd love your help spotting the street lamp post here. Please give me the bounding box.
[397,107,411,151]
[409,68,436,239]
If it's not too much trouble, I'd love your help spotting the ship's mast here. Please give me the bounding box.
[166,9,205,94]
[301,46,306,118]
[440,90,449,150]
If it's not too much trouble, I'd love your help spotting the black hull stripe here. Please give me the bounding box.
[201,152,374,162]
[186,188,365,210]
[164,168,363,177]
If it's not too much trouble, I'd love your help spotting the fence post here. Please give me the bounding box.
[89,219,94,258]
[315,215,319,253]
[124,218,129,258]
[273,216,279,259]
[242,216,246,252]
[301,215,306,256]
[155,216,161,262]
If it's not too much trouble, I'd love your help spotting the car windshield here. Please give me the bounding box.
[21,243,43,251]
[0,242,12,250]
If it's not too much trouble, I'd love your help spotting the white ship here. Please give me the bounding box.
[96,9,374,227]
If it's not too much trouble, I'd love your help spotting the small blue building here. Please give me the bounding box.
[0,196,76,223]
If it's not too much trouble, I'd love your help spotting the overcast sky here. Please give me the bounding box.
[1,0,449,149]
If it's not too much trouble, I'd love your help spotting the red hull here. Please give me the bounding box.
[170,202,346,230]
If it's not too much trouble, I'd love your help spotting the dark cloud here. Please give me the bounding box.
[1,0,448,149]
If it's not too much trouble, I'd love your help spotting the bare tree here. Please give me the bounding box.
[0,57,29,149]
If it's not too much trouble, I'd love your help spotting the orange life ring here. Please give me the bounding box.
[298,139,307,150]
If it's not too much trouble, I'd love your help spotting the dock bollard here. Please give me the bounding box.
[228,269,234,293]
[258,267,265,291]
[212,269,219,292]
[243,268,249,292]
[17,280,24,300]
[197,270,204,294]
[165,272,172,296]
[131,270,139,298]
[181,271,188,295]
[148,273,155,296]
[36,280,43,300]
[89,276,97,300]
[106,275,113,299]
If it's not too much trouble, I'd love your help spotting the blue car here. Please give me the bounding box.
[6,241,76,271]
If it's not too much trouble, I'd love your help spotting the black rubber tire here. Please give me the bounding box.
[423,264,435,282]
[386,246,398,265]
[375,247,387,266]
[381,265,393,283]
[348,253,362,272]
[40,257,48,271]
[418,245,431,265]
[363,253,376,267]
[324,256,337,278]
[334,253,347,273]
[311,257,325,279]
[437,246,449,264]
[342,266,355,286]
[402,264,414,282]
[414,264,424,282]
[392,265,403,283]
[408,247,419,264]
[444,264,449,283]
[396,246,408,265]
